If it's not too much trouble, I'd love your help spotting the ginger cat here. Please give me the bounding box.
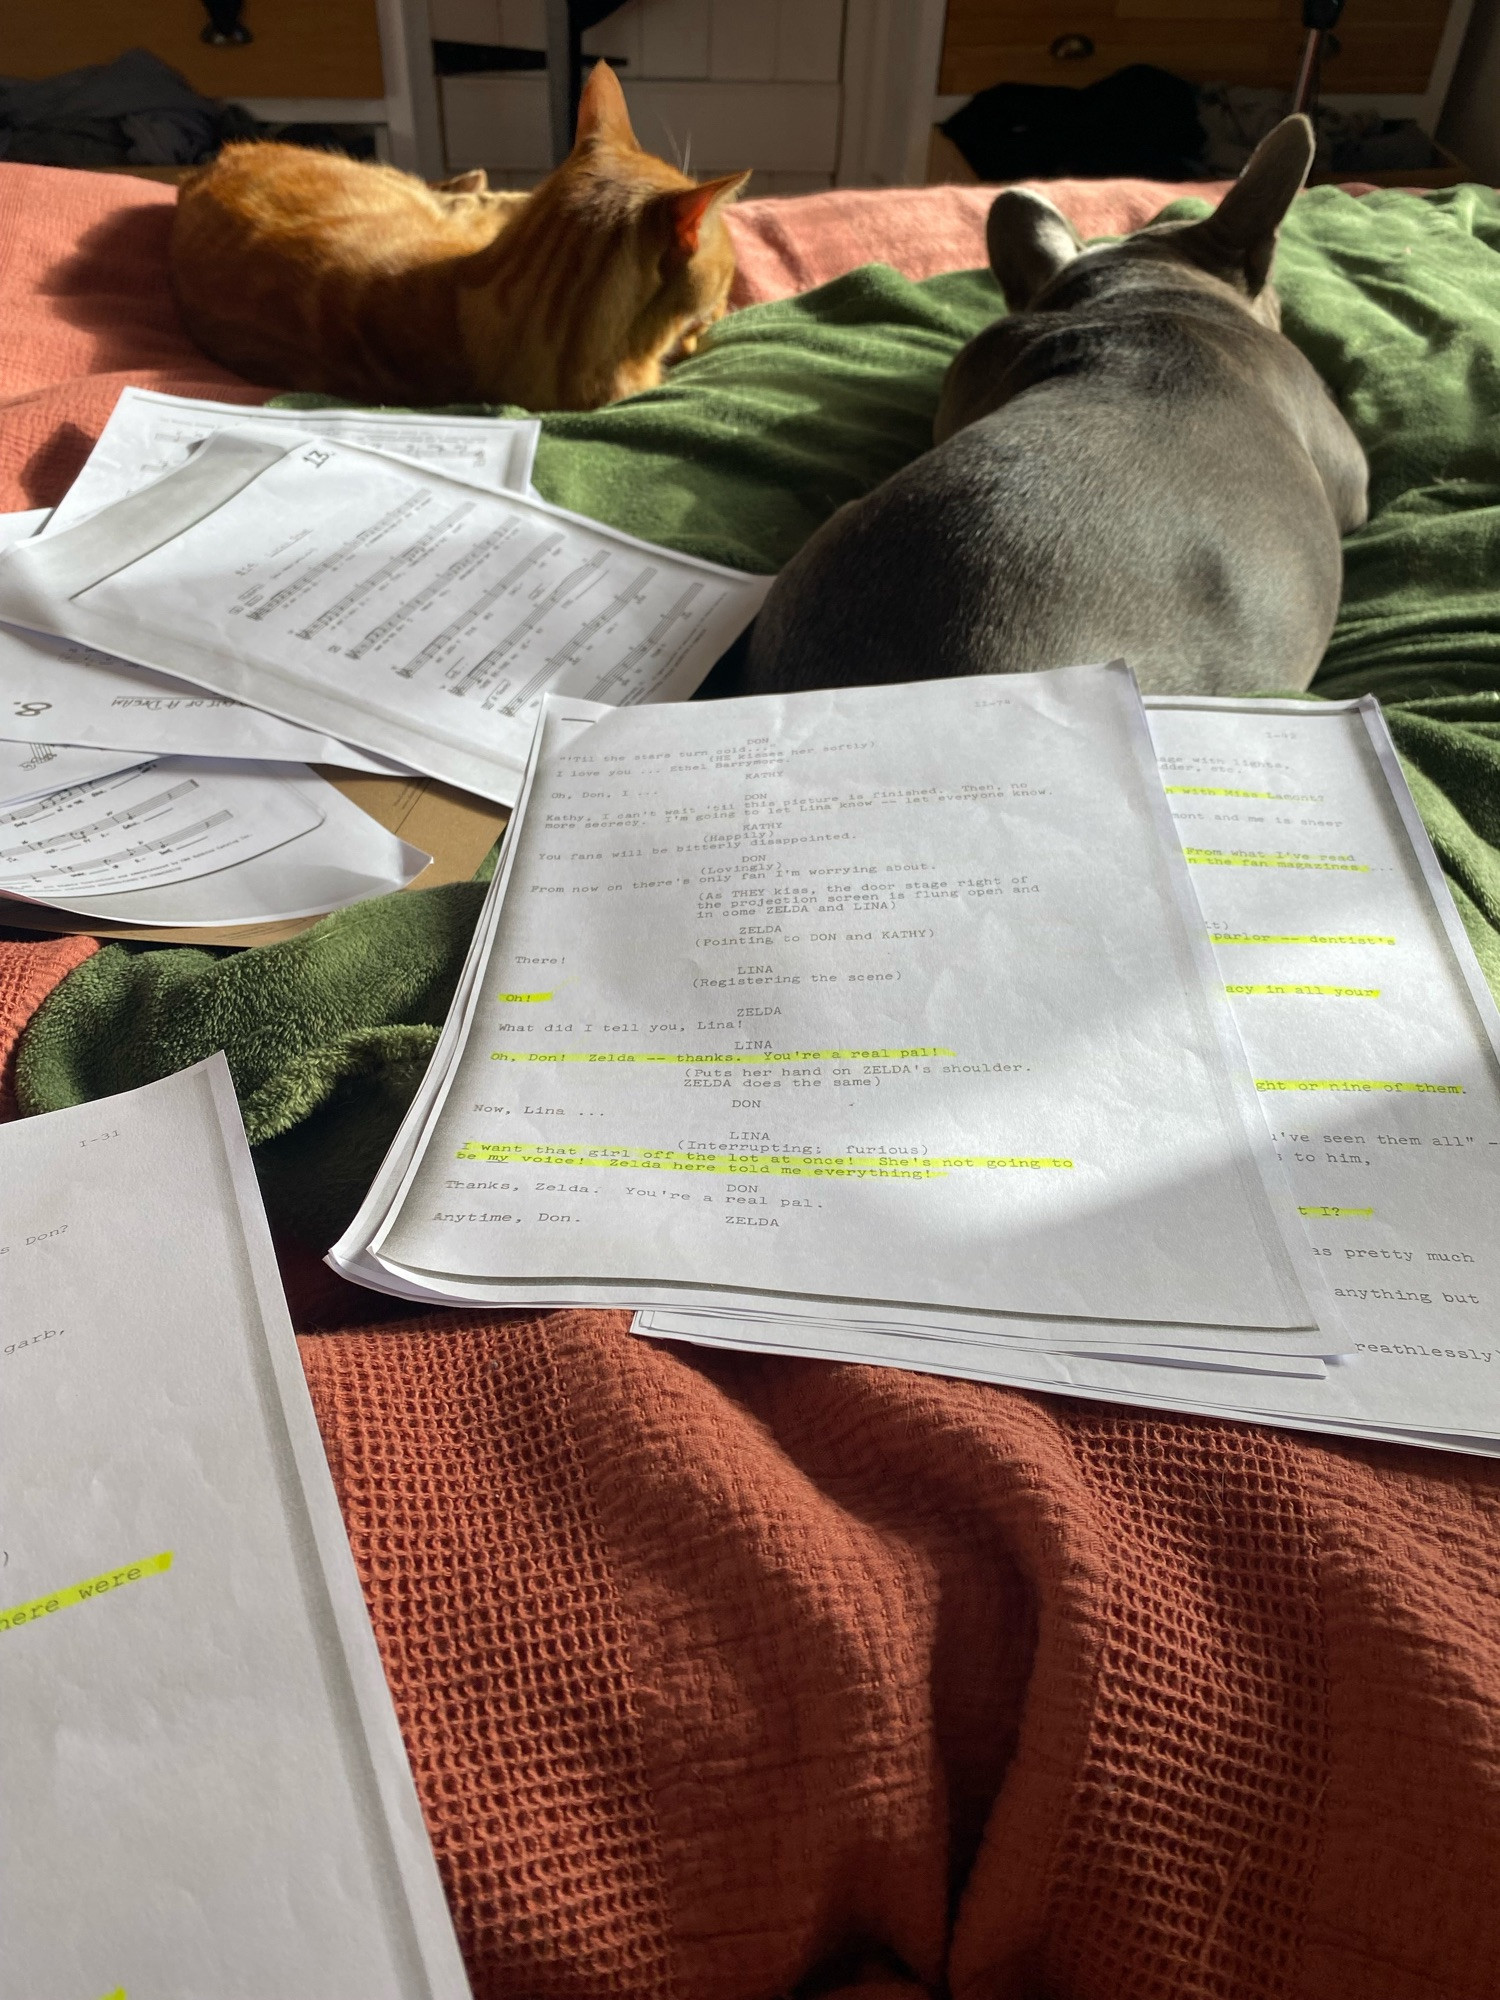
[170,63,749,412]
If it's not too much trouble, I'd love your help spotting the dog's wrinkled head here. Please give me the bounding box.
[986,114,1315,330]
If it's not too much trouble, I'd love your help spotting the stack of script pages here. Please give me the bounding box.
[0,389,768,928]
[329,664,1500,1459]
[3,1057,472,1995]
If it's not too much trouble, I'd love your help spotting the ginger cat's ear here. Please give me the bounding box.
[575,61,638,148]
[656,171,752,268]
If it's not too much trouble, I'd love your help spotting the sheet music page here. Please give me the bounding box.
[45,387,540,533]
[0,624,415,768]
[6,762,430,925]
[0,1058,471,1999]
[0,509,400,769]
[0,431,771,805]
[0,758,323,901]
[350,666,1322,1333]
[0,737,141,807]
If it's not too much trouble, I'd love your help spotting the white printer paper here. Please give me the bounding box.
[0,756,323,899]
[0,430,771,805]
[0,736,142,807]
[643,698,1500,1457]
[635,1309,1330,1387]
[1141,694,1500,1444]
[332,667,1323,1341]
[5,761,431,925]
[633,1304,1329,1375]
[45,386,540,532]
[0,1058,471,1999]
[0,509,405,770]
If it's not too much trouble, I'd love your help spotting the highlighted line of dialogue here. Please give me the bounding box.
[1211,933,1395,944]
[455,1145,1074,1177]
[1227,984,1380,997]
[489,1047,955,1064]
[1257,1079,1463,1093]
[1185,849,1368,871]
[1163,785,1320,800]
[0,1551,173,1635]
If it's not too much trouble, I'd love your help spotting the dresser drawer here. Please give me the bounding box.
[6,0,384,101]
[939,0,1454,96]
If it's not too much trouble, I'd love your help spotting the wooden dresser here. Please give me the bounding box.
[5,0,385,103]
[939,0,1465,108]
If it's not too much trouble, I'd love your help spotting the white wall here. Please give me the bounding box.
[1439,0,1500,177]
[432,0,847,186]
[429,0,843,82]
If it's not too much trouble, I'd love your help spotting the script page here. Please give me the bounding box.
[44,387,540,532]
[0,1059,470,1999]
[0,432,771,806]
[630,701,1500,1449]
[1140,696,1500,1442]
[366,666,1317,1331]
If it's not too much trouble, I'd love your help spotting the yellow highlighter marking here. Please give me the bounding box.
[1184,849,1368,872]
[1256,1079,1463,1094]
[1211,933,1395,945]
[497,991,553,1003]
[1164,785,1316,800]
[457,1143,1071,1178]
[0,1552,173,1635]
[98,1990,127,1999]
[1298,1206,1374,1218]
[1226,984,1380,998]
[490,1047,953,1065]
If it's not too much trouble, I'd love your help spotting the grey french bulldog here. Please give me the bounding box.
[738,115,1368,698]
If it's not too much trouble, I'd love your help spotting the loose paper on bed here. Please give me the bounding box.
[43,386,541,532]
[0,508,402,770]
[0,737,141,808]
[642,698,1500,1457]
[331,664,1329,1353]
[0,759,428,923]
[0,755,320,897]
[0,429,772,806]
[0,1057,471,2000]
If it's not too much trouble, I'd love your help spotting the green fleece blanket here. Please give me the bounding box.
[18,185,1500,1244]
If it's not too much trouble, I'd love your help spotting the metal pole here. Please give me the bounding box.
[1292,0,1345,119]
[1291,30,1321,114]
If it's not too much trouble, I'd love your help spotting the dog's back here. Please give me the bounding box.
[740,118,1367,699]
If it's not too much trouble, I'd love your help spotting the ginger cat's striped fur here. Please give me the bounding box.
[170,63,748,411]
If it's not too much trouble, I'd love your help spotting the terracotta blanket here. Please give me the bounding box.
[3,169,1499,1996]
[298,1313,1500,2000]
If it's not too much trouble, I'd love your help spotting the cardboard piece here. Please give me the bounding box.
[0,767,508,948]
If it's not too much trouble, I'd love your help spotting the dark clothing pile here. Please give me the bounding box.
[942,63,1440,183]
[0,48,255,168]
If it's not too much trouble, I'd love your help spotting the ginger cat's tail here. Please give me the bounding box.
[171,62,750,412]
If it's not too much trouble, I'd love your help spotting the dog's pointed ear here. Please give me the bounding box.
[986,189,1084,310]
[1181,114,1313,295]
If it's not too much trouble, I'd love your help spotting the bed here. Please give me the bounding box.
[3,160,1499,1999]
